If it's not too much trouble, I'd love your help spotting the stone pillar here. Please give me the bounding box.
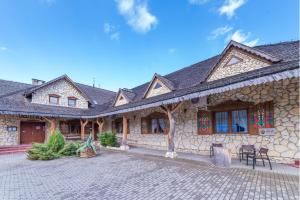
[120,115,129,150]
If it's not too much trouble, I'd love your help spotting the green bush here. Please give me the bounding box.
[98,132,117,147]
[47,129,65,152]
[27,129,80,160]
[59,142,81,156]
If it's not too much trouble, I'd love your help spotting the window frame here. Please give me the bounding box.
[49,94,60,105]
[141,112,169,134]
[213,109,249,134]
[68,97,77,107]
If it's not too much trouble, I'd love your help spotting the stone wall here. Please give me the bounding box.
[31,79,88,109]
[0,116,20,146]
[208,48,270,81]
[110,78,299,163]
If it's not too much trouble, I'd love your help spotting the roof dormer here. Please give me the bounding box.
[143,73,175,99]
[113,88,136,107]
[206,40,281,82]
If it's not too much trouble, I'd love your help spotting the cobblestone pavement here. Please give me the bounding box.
[0,151,299,200]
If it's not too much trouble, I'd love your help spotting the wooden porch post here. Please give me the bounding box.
[96,118,104,134]
[121,115,129,150]
[161,102,183,158]
[80,119,89,140]
[43,117,57,135]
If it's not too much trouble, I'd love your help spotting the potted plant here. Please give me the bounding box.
[76,133,97,158]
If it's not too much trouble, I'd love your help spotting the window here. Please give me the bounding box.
[141,112,169,134]
[154,82,162,89]
[198,101,274,135]
[49,95,59,105]
[215,112,228,133]
[226,56,242,66]
[232,110,247,133]
[68,98,77,107]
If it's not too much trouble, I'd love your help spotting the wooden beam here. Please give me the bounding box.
[161,102,183,153]
[122,115,128,147]
[96,118,104,134]
[80,119,89,140]
[43,117,57,135]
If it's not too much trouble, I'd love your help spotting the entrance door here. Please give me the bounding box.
[20,122,46,144]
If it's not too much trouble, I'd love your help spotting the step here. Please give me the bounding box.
[0,149,29,155]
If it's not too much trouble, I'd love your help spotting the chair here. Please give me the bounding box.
[247,148,272,170]
[209,143,223,157]
[239,145,255,162]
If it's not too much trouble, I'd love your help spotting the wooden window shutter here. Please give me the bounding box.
[141,117,149,134]
[249,101,274,135]
[197,110,213,135]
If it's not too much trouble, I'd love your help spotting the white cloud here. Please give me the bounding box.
[115,0,157,33]
[168,48,176,54]
[208,25,233,40]
[188,0,210,5]
[219,0,246,19]
[228,30,259,47]
[103,23,120,41]
[0,46,7,51]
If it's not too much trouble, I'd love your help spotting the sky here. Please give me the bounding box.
[0,0,298,91]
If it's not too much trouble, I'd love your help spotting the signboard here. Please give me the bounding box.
[259,128,276,136]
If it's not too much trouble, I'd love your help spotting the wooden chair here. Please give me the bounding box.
[247,148,272,170]
[239,145,255,162]
[209,143,223,157]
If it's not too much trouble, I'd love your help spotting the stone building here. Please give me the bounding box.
[0,40,299,163]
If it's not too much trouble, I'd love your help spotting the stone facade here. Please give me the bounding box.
[31,79,88,109]
[0,116,20,146]
[145,78,171,98]
[109,78,299,163]
[208,48,271,81]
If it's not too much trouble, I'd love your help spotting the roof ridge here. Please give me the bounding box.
[253,40,299,48]
[75,82,116,94]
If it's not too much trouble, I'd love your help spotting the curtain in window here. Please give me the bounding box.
[215,112,228,133]
[232,110,248,133]
[158,118,166,133]
[151,119,158,133]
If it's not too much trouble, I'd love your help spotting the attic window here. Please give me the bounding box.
[154,82,162,89]
[226,56,242,66]
[68,97,77,107]
[119,96,124,100]
[49,94,60,105]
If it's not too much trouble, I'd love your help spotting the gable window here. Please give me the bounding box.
[49,94,59,105]
[198,101,274,135]
[225,56,242,66]
[141,112,169,134]
[154,82,162,89]
[68,97,77,107]
[119,96,124,100]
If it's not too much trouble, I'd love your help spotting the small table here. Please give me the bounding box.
[213,147,231,167]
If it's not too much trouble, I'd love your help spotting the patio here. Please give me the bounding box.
[0,150,299,200]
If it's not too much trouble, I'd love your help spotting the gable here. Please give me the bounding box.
[207,47,271,82]
[114,93,129,106]
[145,78,172,98]
[31,79,89,109]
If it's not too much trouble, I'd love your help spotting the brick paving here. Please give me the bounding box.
[0,150,299,200]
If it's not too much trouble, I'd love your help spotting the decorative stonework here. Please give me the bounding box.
[31,79,88,109]
[145,78,171,98]
[208,48,271,82]
[110,78,299,163]
[0,117,19,146]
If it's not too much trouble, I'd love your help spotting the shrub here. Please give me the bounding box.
[27,143,59,160]
[59,142,81,156]
[98,132,117,147]
[47,129,65,152]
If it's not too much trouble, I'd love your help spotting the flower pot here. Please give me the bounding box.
[79,148,96,158]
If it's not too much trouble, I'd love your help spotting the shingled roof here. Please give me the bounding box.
[0,40,299,118]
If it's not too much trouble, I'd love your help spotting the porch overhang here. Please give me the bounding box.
[84,61,299,118]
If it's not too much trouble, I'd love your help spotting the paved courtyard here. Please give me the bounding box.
[0,150,299,200]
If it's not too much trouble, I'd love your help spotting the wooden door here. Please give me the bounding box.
[20,122,46,144]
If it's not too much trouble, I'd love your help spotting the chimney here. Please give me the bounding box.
[32,78,45,86]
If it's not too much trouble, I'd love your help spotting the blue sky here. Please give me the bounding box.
[0,0,298,91]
